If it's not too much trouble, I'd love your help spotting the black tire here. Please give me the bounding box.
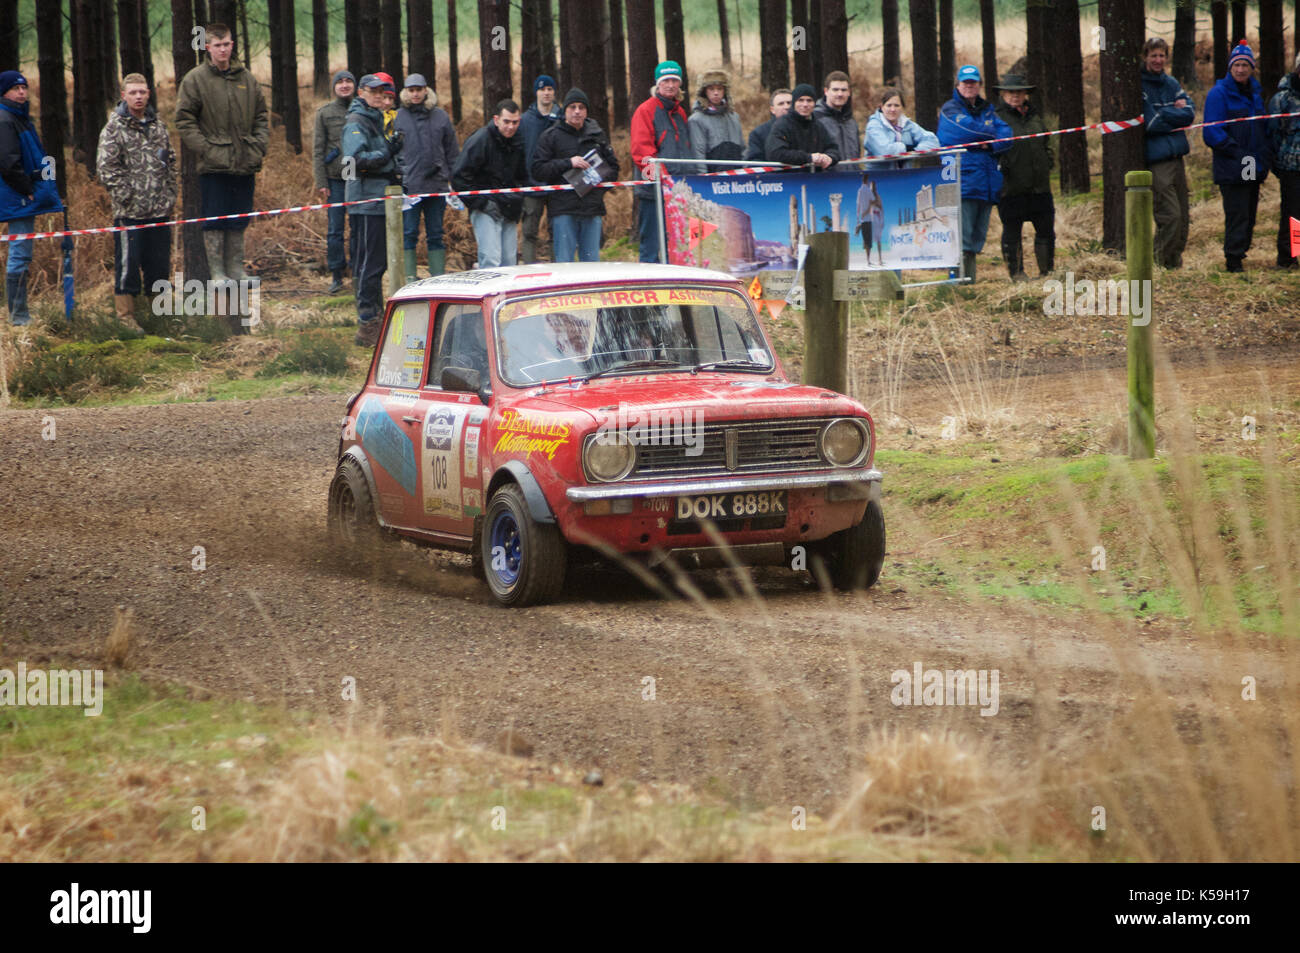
[819,499,886,591]
[327,458,383,551]
[481,483,566,607]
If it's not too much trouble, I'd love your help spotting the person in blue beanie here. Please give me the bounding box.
[519,75,560,263]
[937,65,1012,282]
[1141,38,1194,269]
[1203,41,1273,272]
[0,70,64,326]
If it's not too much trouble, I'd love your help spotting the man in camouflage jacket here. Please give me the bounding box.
[97,72,177,330]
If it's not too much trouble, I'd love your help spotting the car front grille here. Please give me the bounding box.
[628,418,829,480]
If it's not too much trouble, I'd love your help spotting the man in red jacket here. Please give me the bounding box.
[630,60,701,262]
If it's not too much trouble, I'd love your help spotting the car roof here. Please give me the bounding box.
[388,262,743,301]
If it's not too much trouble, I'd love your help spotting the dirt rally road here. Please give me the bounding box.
[1,361,1292,813]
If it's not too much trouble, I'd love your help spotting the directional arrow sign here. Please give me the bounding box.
[756,270,799,297]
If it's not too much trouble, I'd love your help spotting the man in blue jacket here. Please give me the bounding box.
[518,75,560,263]
[938,66,1012,282]
[1203,42,1273,272]
[0,71,63,326]
[1142,38,1194,269]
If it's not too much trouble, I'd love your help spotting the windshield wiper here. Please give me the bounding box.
[691,358,772,373]
[584,359,687,381]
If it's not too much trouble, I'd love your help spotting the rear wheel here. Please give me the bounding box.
[481,483,566,606]
[816,500,885,591]
[328,458,383,551]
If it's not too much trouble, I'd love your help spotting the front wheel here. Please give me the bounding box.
[481,483,567,606]
[327,458,384,551]
[815,499,886,591]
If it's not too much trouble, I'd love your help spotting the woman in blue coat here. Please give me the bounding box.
[864,87,940,162]
[937,66,1012,281]
[1202,43,1273,272]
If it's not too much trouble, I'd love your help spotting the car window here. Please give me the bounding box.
[375,301,430,389]
[494,287,772,386]
[429,303,489,386]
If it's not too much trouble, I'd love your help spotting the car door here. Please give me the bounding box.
[412,301,490,538]
[356,298,432,529]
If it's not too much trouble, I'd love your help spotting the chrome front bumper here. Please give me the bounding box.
[565,468,883,502]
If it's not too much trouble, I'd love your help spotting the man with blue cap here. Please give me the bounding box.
[519,75,560,262]
[0,70,63,326]
[938,65,1012,282]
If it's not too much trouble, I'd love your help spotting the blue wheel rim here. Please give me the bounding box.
[489,509,522,587]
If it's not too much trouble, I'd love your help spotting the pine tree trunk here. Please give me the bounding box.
[1098,0,1145,253]
[717,0,731,65]
[979,0,997,95]
[1211,1,1228,78]
[139,0,157,91]
[573,0,610,130]
[194,0,208,28]
[521,0,542,93]
[73,0,109,176]
[118,0,145,80]
[1026,1,1046,97]
[1231,1,1246,41]
[1259,0,1285,95]
[479,0,512,122]
[1057,0,1088,193]
[360,3,381,75]
[938,0,955,104]
[1172,0,1196,88]
[761,0,788,92]
[1039,1,1059,116]
[410,1,436,88]
[791,0,811,87]
[36,0,69,198]
[239,0,251,72]
[0,1,17,72]
[808,0,823,86]
[541,0,558,78]
[909,0,939,128]
[558,0,575,92]
[447,0,461,122]
[314,0,331,98]
[281,0,302,152]
[209,1,237,50]
[346,0,363,78]
[625,0,657,101]
[268,0,284,118]
[172,0,207,281]
[663,0,686,78]
[820,0,848,77]
[382,0,403,79]
[882,0,901,85]
[609,0,629,127]
[101,0,118,111]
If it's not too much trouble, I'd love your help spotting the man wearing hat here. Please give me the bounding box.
[938,65,1012,281]
[688,69,744,161]
[343,73,404,346]
[175,22,268,315]
[394,72,458,281]
[993,73,1055,280]
[630,60,701,262]
[531,88,620,262]
[765,84,840,170]
[313,69,356,294]
[519,75,561,263]
[1141,38,1194,270]
[0,70,63,326]
[1203,41,1273,272]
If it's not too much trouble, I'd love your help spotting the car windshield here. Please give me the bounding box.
[494,286,774,386]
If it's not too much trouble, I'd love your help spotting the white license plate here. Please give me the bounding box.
[675,491,787,521]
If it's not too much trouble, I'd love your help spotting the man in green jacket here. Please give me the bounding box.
[993,73,1055,280]
[175,21,268,316]
[313,70,355,294]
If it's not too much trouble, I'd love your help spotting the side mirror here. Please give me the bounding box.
[440,365,491,404]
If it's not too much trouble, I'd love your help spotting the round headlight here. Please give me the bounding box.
[821,418,868,467]
[584,434,636,482]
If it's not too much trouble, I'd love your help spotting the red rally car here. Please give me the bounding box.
[328,263,885,606]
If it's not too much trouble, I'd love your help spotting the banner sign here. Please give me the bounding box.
[665,157,961,275]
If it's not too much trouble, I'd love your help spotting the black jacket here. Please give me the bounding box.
[765,111,840,168]
[531,117,620,218]
[745,118,775,161]
[450,121,527,221]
